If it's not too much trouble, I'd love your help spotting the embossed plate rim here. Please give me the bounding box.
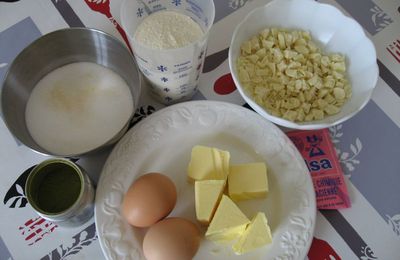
[95,100,316,260]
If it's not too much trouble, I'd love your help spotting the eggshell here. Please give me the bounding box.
[143,218,201,260]
[122,173,177,227]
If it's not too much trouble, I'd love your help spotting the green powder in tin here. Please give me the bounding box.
[36,165,81,213]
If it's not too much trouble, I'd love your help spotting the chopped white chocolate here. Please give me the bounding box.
[236,27,352,122]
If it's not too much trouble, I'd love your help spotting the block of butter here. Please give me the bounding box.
[232,212,272,255]
[187,145,230,182]
[205,195,250,242]
[195,180,225,225]
[228,162,268,201]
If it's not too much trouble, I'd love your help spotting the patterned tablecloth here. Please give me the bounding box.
[0,0,399,259]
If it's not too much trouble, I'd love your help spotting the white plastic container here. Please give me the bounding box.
[121,0,215,105]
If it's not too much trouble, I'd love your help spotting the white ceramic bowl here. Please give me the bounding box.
[229,0,378,130]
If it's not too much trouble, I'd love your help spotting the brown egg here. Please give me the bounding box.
[122,172,177,227]
[143,218,201,260]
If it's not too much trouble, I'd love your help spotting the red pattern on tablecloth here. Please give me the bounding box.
[18,217,57,246]
[214,73,236,95]
[308,237,341,260]
[83,0,132,52]
[387,38,400,63]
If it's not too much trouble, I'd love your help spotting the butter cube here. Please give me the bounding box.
[228,162,268,201]
[195,180,225,225]
[232,212,272,254]
[205,195,250,242]
[187,145,230,182]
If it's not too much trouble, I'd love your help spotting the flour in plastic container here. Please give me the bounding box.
[134,10,204,49]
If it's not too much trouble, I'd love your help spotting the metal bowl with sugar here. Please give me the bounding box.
[1,28,141,157]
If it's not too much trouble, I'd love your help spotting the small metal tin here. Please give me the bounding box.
[25,158,95,227]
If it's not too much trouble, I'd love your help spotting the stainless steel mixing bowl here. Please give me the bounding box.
[1,28,141,157]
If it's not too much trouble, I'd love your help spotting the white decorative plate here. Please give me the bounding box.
[95,101,316,260]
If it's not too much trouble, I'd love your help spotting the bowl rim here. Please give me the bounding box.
[228,0,379,130]
[0,27,141,158]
